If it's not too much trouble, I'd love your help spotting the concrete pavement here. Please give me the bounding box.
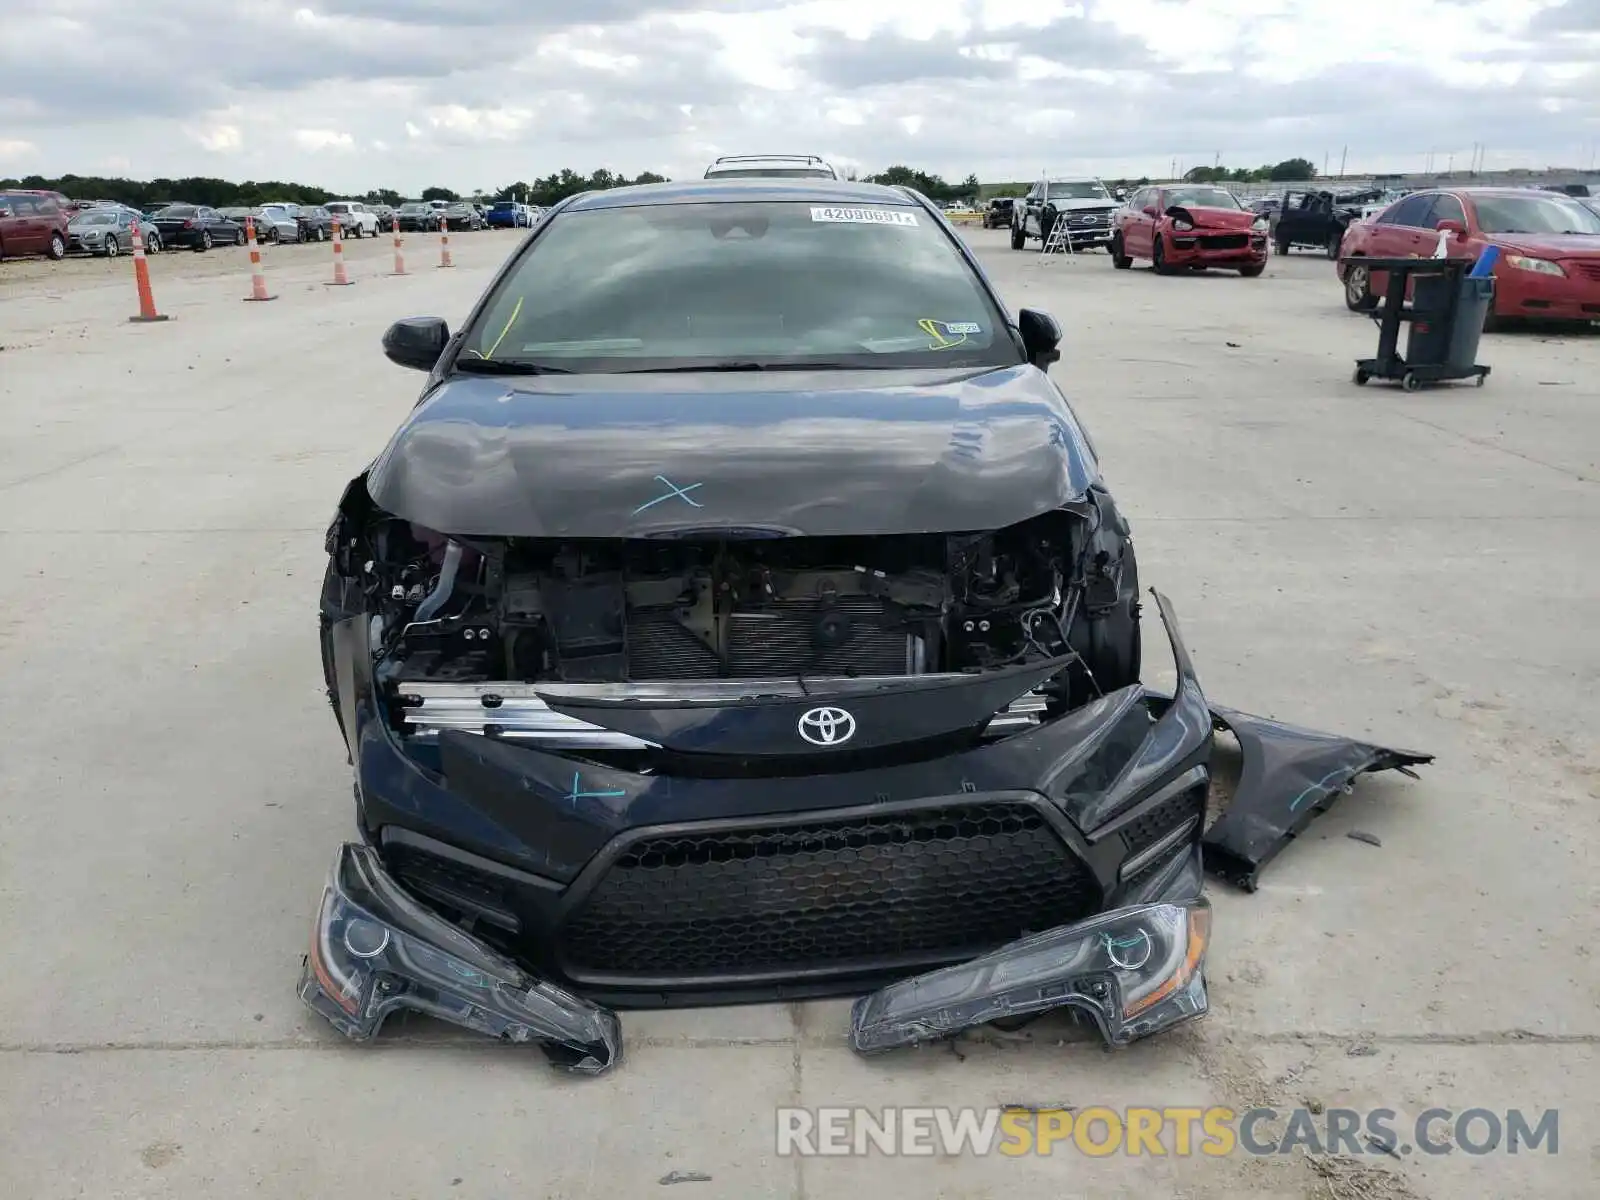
[1,226,1596,1198]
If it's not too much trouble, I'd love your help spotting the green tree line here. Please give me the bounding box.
[0,168,675,210]
[4,159,1311,212]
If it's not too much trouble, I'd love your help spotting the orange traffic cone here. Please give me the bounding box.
[127,216,170,323]
[243,217,276,302]
[438,215,453,268]
[390,216,406,275]
[326,219,354,286]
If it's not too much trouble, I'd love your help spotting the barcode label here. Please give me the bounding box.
[810,207,919,227]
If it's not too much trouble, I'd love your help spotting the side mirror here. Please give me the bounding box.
[383,316,450,372]
[1017,309,1062,371]
[1436,218,1466,238]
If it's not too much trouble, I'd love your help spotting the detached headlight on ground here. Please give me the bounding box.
[300,843,621,1073]
[850,900,1210,1054]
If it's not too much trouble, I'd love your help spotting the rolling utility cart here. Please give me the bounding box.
[1349,255,1494,392]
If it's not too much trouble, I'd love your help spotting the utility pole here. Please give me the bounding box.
[1339,145,1347,178]
[1171,157,1177,180]
[1447,152,1454,175]
[1323,151,1329,177]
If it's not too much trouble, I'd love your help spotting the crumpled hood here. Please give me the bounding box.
[1169,205,1259,231]
[1487,233,1600,260]
[364,365,1100,538]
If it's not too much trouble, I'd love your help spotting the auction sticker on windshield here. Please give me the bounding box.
[810,207,919,226]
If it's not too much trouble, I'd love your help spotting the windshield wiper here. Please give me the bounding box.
[454,358,571,375]
[619,361,849,373]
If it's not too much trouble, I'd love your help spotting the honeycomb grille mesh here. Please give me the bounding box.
[560,803,1099,978]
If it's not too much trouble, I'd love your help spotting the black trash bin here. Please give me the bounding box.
[1349,256,1493,391]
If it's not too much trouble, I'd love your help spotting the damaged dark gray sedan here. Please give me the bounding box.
[302,179,1428,1073]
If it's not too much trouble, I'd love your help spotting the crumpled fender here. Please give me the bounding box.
[1201,705,1433,892]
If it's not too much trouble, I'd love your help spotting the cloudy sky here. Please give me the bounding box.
[2,0,1597,191]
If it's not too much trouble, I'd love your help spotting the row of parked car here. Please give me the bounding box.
[1,190,546,263]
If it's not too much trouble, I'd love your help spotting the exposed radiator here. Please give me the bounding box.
[625,596,914,680]
[395,679,1048,750]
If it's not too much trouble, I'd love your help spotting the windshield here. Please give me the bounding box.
[1046,182,1110,200]
[73,212,117,225]
[155,206,196,217]
[1164,187,1241,210]
[400,203,426,213]
[492,201,515,210]
[460,200,1020,373]
[1473,194,1600,235]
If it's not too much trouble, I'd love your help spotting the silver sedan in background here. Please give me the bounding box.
[66,207,163,257]
[218,205,302,243]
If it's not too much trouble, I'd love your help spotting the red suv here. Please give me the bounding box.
[0,190,70,261]
[1110,184,1269,276]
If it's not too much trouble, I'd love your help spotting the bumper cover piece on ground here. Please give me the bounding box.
[850,899,1211,1054]
[299,842,621,1074]
[1201,705,1433,892]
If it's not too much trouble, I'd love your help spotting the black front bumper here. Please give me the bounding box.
[325,595,1214,1007]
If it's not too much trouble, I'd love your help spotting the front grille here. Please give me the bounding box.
[559,802,1099,979]
[1569,261,1600,282]
[1199,234,1249,250]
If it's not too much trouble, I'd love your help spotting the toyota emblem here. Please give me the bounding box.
[797,706,856,746]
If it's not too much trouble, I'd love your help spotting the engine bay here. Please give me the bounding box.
[334,497,1133,697]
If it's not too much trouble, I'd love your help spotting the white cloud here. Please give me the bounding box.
[2,0,1598,189]
[188,123,242,153]
[294,129,355,151]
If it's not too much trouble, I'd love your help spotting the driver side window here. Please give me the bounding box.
[1428,194,1465,227]
[1383,194,1435,227]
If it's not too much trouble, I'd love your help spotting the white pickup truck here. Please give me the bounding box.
[324,201,379,237]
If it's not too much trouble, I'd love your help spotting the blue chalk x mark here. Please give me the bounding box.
[632,475,705,515]
[566,771,626,808]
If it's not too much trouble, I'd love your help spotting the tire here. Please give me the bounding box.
[148,234,162,253]
[1152,235,1175,275]
[1275,233,1291,256]
[104,236,121,258]
[1010,220,1025,251]
[1401,371,1421,393]
[1109,232,1132,269]
[234,227,245,247]
[316,227,327,242]
[1352,367,1370,386]
[198,230,213,252]
[1238,263,1263,278]
[1343,260,1377,311]
[264,225,278,244]
[1326,230,1343,259]
[47,231,67,260]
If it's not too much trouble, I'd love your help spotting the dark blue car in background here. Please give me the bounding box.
[487,200,533,228]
